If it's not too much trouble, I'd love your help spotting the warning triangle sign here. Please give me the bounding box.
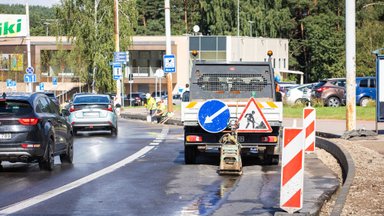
[237,98,272,133]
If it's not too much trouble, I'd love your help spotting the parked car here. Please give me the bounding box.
[311,78,346,107]
[285,83,318,105]
[356,77,376,106]
[67,94,118,136]
[151,91,167,99]
[126,92,146,106]
[278,82,299,97]
[0,92,74,171]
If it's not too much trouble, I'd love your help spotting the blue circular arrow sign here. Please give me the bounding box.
[198,99,230,133]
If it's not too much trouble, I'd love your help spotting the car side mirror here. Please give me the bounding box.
[115,103,121,108]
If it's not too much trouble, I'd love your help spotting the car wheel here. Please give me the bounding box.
[326,96,341,107]
[60,137,73,164]
[73,128,78,136]
[111,126,118,136]
[184,145,197,164]
[39,138,55,171]
[359,97,370,107]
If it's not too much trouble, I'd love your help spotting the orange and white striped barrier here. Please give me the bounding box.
[280,127,305,214]
[303,106,316,153]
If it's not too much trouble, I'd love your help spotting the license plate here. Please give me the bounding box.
[0,133,11,139]
[84,112,99,117]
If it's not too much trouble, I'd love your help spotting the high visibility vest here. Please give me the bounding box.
[147,97,157,110]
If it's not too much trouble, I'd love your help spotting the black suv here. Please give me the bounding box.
[0,92,74,170]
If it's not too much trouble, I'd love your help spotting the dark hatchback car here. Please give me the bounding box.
[311,78,346,107]
[0,92,74,171]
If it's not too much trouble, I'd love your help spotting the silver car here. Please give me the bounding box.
[68,94,118,136]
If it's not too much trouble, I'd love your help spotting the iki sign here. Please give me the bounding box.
[0,14,27,37]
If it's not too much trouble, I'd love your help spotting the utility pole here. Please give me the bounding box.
[165,0,173,112]
[248,20,254,37]
[346,0,356,131]
[114,0,122,105]
[26,3,32,92]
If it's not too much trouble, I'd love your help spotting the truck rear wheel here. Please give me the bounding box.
[184,145,197,164]
[264,146,279,165]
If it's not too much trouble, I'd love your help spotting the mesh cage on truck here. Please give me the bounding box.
[190,62,276,101]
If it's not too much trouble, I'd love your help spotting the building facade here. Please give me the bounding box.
[0,36,289,96]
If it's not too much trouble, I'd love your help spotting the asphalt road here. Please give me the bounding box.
[0,118,338,215]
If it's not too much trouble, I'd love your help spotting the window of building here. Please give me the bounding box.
[189,36,227,61]
[130,50,165,77]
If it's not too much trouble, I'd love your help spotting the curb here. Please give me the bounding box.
[120,113,353,215]
[120,113,183,126]
[315,136,355,216]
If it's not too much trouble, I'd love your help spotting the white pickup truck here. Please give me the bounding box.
[181,61,283,164]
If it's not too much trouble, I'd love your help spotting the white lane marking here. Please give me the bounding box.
[0,146,154,215]
[0,128,170,215]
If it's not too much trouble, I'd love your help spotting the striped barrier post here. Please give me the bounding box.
[303,105,316,153]
[280,127,305,214]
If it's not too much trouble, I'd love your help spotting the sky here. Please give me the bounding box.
[0,0,61,7]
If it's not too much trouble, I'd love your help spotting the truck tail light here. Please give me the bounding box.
[261,136,278,143]
[186,135,203,142]
[18,118,39,126]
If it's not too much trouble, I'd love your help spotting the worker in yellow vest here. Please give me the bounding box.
[156,99,167,123]
[145,93,157,122]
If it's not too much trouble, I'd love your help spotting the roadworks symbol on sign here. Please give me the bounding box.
[237,97,272,133]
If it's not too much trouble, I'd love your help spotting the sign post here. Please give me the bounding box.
[375,49,384,132]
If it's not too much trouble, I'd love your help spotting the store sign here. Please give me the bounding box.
[0,14,28,37]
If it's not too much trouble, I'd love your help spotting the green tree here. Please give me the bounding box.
[55,0,137,93]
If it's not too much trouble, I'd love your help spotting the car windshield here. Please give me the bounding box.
[0,100,33,116]
[73,95,110,104]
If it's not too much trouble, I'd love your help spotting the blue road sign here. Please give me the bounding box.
[39,83,44,91]
[198,99,230,133]
[26,66,34,74]
[112,62,122,68]
[24,74,36,83]
[113,75,122,80]
[52,77,58,86]
[6,79,12,87]
[163,54,176,73]
[113,52,129,63]
[11,81,16,87]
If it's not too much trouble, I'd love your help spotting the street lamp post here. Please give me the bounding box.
[248,20,254,37]
[44,22,50,36]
